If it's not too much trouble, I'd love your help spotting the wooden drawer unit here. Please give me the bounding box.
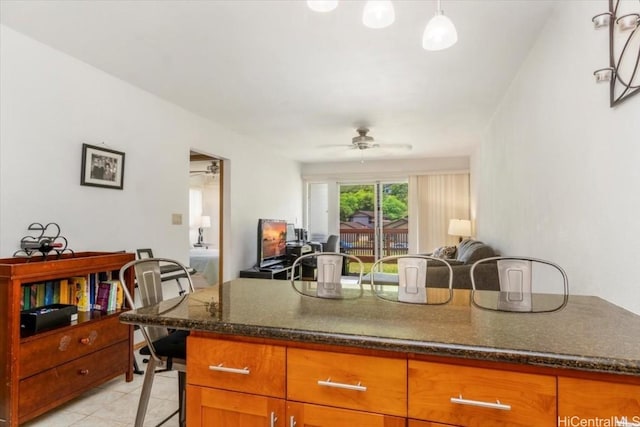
[20,315,128,378]
[187,336,286,398]
[287,401,406,427]
[18,340,129,419]
[287,348,407,417]
[0,252,134,426]
[558,377,640,425]
[408,361,556,426]
[186,385,285,427]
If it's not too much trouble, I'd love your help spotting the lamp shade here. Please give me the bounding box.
[200,216,212,228]
[448,219,471,237]
[307,0,338,13]
[422,12,458,51]
[362,0,395,29]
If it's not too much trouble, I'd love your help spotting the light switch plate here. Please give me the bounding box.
[171,213,182,225]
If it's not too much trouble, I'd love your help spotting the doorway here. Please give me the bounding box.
[189,151,223,287]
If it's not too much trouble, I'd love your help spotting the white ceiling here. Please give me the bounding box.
[0,0,556,163]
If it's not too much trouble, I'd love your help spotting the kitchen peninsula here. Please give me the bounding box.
[120,278,640,427]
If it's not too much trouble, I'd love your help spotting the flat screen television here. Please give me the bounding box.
[257,219,288,267]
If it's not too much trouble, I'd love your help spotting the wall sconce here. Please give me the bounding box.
[592,1,640,107]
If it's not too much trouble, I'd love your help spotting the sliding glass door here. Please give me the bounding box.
[339,181,408,266]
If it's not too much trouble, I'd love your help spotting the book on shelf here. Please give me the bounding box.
[69,276,91,312]
[21,286,29,310]
[44,281,54,305]
[59,279,69,304]
[35,283,45,308]
[94,282,111,312]
[89,273,97,310]
[29,284,38,309]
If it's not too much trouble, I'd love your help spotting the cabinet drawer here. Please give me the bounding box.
[187,336,286,397]
[408,361,556,426]
[559,377,640,424]
[287,348,407,417]
[287,401,406,427]
[20,315,129,379]
[19,340,129,418]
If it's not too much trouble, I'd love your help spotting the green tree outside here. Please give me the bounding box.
[340,183,408,222]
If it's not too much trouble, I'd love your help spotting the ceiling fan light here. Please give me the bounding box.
[307,0,338,13]
[422,11,458,51]
[362,0,395,29]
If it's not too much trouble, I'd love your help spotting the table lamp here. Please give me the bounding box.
[448,219,471,243]
[197,215,211,245]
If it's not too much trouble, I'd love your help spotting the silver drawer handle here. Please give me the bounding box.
[616,421,640,427]
[270,412,278,427]
[289,415,297,427]
[208,363,250,375]
[450,394,511,411]
[317,378,367,392]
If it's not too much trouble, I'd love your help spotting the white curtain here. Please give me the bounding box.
[408,173,470,254]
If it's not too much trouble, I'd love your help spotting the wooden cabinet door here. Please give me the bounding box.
[558,377,640,426]
[187,385,285,427]
[287,401,406,427]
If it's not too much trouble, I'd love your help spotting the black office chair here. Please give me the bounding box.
[323,235,339,252]
[120,258,194,427]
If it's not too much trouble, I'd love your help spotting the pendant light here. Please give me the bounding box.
[362,0,395,29]
[307,0,338,13]
[422,0,458,51]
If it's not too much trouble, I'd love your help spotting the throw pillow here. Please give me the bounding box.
[433,245,457,259]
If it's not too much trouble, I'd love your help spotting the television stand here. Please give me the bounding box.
[239,263,300,280]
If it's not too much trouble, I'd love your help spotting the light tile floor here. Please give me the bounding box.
[24,351,180,427]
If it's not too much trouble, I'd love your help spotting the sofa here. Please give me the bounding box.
[426,239,499,290]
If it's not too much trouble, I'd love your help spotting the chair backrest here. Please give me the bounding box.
[470,256,569,312]
[291,252,364,299]
[119,258,195,359]
[324,235,339,252]
[370,255,453,304]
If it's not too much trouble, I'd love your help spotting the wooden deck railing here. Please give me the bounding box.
[340,228,408,262]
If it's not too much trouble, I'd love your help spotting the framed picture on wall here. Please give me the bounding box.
[80,143,125,190]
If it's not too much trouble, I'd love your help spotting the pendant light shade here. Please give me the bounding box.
[362,0,395,29]
[422,1,457,51]
[307,0,338,13]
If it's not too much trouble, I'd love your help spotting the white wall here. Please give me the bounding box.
[472,2,640,314]
[0,25,302,278]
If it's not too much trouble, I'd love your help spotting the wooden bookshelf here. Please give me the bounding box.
[0,251,135,426]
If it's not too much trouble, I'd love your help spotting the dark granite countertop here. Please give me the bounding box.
[120,278,640,376]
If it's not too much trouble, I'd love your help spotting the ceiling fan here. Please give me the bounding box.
[190,160,220,177]
[323,128,412,153]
